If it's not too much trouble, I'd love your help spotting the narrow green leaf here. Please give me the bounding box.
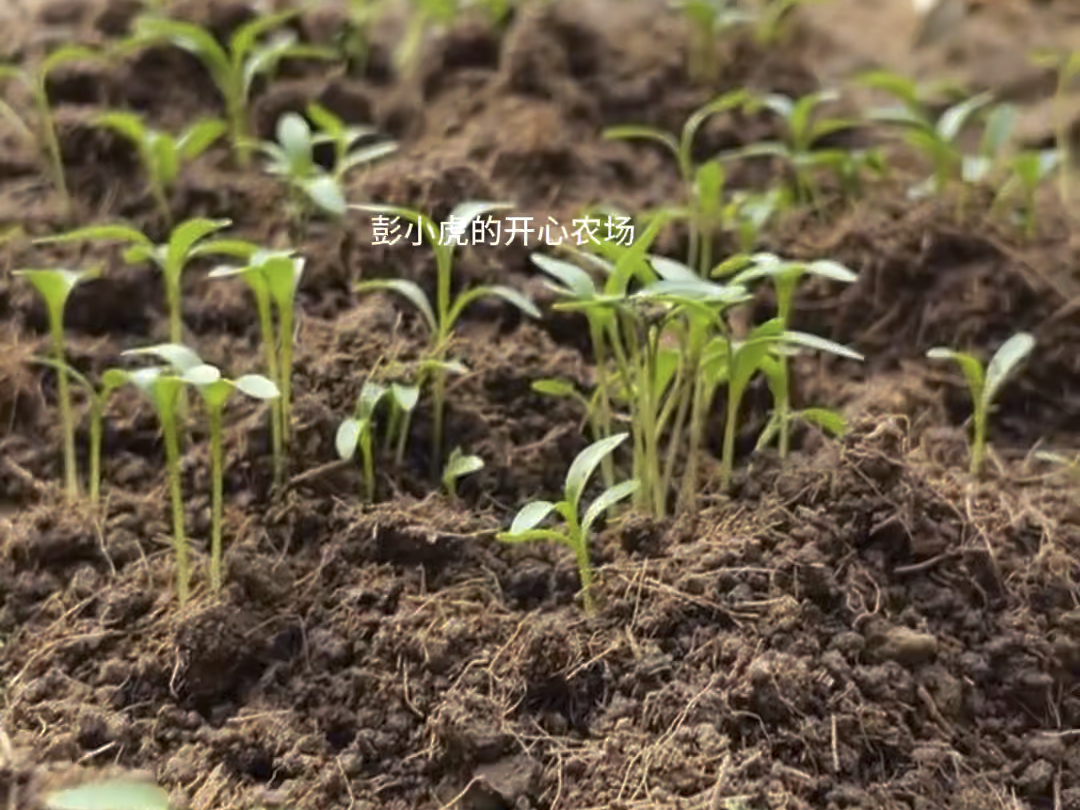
[182,363,221,386]
[780,331,864,362]
[43,778,171,810]
[354,278,436,334]
[582,478,639,537]
[507,500,557,534]
[797,407,847,437]
[34,224,150,247]
[983,332,1035,406]
[335,418,361,459]
[391,383,419,412]
[531,254,597,298]
[234,374,280,399]
[166,218,232,273]
[444,449,484,482]
[565,433,628,512]
[123,342,204,373]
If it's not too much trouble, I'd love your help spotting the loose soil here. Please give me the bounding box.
[2,0,1080,808]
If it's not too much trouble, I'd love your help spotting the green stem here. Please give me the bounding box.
[278,303,294,449]
[568,519,595,614]
[589,320,614,489]
[431,366,446,477]
[49,321,78,501]
[36,90,71,220]
[89,398,102,509]
[394,406,413,465]
[257,296,283,484]
[970,405,986,477]
[161,408,188,606]
[778,374,792,459]
[361,429,374,502]
[167,279,188,424]
[227,93,251,169]
[678,372,711,514]
[209,408,224,592]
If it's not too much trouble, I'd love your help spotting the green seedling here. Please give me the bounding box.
[43,776,170,810]
[129,10,332,168]
[90,111,226,224]
[725,188,782,252]
[14,267,99,500]
[604,89,750,274]
[36,218,235,348]
[395,0,460,80]
[340,0,391,75]
[992,149,1061,238]
[336,380,389,502]
[256,108,395,228]
[442,446,484,499]
[1030,49,1080,213]
[120,343,204,606]
[531,378,608,447]
[351,201,540,473]
[385,381,420,464]
[670,0,752,84]
[210,250,304,485]
[0,45,108,219]
[498,433,639,613]
[727,253,858,456]
[860,72,1005,197]
[752,0,828,46]
[724,89,868,206]
[927,332,1035,476]
[703,316,862,493]
[32,360,127,509]
[186,364,279,593]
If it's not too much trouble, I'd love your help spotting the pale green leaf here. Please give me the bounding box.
[565,433,628,511]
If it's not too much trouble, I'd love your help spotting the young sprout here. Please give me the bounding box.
[182,361,279,593]
[927,332,1035,476]
[256,109,395,231]
[386,381,420,464]
[210,250,305,485]
[727,253,858,457]
[128,10,332,168]
[120,344,204,606]
[724,90,865,206]
[351,201,540,473]
[90,111,226,224]
[753,0,827,46]
[1030,49,1080,213]
[603,89,750,274]
[36,218,235,348]
[14,267,99,500]
[32,360,127,509]
[0,45,108,219]
[725,188,782,252]
[670,0,752,84]
[992,149,1061,238]
[394,0,460,81]
[442,446,484,500]
[339,0,391,75]
[498,433,639,613]
[43,778,170,810]
[306,102,398,185]
[336,380,389,503]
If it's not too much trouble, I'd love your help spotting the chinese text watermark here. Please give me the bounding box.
[369,214,635,247]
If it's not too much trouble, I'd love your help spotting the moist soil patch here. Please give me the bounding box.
[2,1,1080,809]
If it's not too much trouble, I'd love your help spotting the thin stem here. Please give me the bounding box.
[209,408,224,592]
[49,320,78,501]
[970,404,986,477]
[89,398,102,509]
[161,408,188,606]
[567,514,595,613]
[277,302,294,448]
[36,89,71,220]
[361,429,375,502]
[678,372,711,515]
[430,366,446,478]
[256,296,283,483]
[589,320,614,489]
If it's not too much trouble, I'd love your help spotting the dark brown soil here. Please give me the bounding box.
[3,0,1080,809]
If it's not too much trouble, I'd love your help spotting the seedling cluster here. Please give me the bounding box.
[2,0,1062,618]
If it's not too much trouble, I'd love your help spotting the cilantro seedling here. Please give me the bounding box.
[728,253,858,457]
[90,111,226,224]
[992,149,1061,238]
[36,217,235,348]
[120,344,205,606]
[498,433,639,613]
[256,109,395,231]
[442,446,484,500]
[14,267,99,501]
[182,361,279,592]
[753,0,828,46]
[210,250,305,485]
[128,10,332,168]
[336,380,389,502]
[351,201,540,473]
[395,0,460,80]
[927,332,1035,476]
[604,89,750,275]
[670,0,752,84]
[724,90,867,206]
[0,46,109,219]
[32,360,127,509]
[1030,49,1080,212]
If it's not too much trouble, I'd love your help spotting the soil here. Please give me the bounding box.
[2,0,1080,808]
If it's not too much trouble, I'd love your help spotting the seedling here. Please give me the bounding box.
[1030,49,1080,213]
[727,253,858,456]
[340,0,391,75]
[336,380,389,502]
[351,201,540,473]
[119,344,203,606]
[32,360,127,509]
[307,102,398,185]
[927,332,1035,476]
[723,90,867,206]
[385,381,420,464]
[670,0,752,83]
[36,218,235,348]
[725,188,782,252]
[43,777,170,810]
[992,149,1061,238]
[0,45,108,219]
[395,0,460,80]
[128,10,332,167]
[14,267,99,501]
[604,89,751,274]
[210,250,305,485]
[442,446,484,499]
[256,108,395,229]
[498,433,639,613]
[752,0,828,46]
[90,111,226,224]
[182,360,279,592]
